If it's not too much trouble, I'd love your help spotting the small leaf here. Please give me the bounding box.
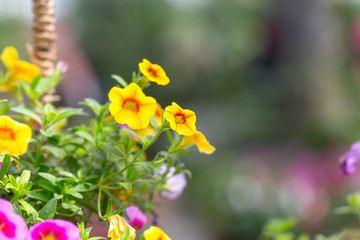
[38,198,57,220]
[120,227,131,240]
[111,74,128,88]
[0,154,11,180]
[18,199,36,216]
[80,98,102,115]
[27,190,51,202]
[38,173,57,184]
[11,106,42,124]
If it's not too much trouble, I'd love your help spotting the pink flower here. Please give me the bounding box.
[156,166,187,200]
[0,198,28,240]
[28,219,80,240]
[125,206,147,230]
[56,61,69,73]
[340,141,360,175]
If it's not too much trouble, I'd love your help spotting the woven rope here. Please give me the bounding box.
[28,0,57,77]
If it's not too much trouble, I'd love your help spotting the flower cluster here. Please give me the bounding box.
[109,58,215,154]
[0,198,79,240]
[0,46,215,240]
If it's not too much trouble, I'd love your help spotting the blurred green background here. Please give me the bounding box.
[2,0,360,239]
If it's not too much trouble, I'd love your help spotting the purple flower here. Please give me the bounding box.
[125,206,147,230]
[0,198,28,240]
[340,141,360,175]
[28,219,80,240]
[156,166,187,200]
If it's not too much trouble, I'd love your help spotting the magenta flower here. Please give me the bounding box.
[340,141,360,175]
[0,198,28,240]
[156,166,187,200]
[125,206,147,230]
[28,219,80,240]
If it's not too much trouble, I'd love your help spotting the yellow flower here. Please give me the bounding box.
[0,115,32,156]
[164,102,196,136]
[109,83,157,130]
[139,59,170,86]
[1,47,40,86]
[108,215,136,240]
[144,226,171,240]
[180,131,215,154]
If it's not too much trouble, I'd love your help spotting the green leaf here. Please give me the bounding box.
[30,75,41,90]
[19,170,31,187]
[37,179,58,193]
[38,198,57,220]
[121,128,144,145]
[11,106,42,124]
[27,190,51,202]
[12,201,22,217]
[76,131,95,144]
[47,107,84,128]
[38,173,57,184]
[80,98,102,115]
[0,154,11,180]
[104,189,125,210]
[120,227,131,240]
[93,149,107,161]
[141,163,154,176]
[46,146,64,158]
[118,182,132,191]
[40,129,55,137]
[18,199,36,216]
[111,74,128,88]
[263,217,296,236]
[44,103,55,115]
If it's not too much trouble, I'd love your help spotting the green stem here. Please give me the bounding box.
[99,124,165,185]
[97,187,105,220]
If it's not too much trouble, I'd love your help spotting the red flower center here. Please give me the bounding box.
[0,128,14,140]
[148,67,158,78]
[123,99,139,112]
[175,114,185,124]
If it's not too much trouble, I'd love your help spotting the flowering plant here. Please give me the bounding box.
[0,47,215,239]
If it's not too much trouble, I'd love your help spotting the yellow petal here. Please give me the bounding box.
[184,109,196,125]
[144,226,171,240]
[181,131,215,154]
[9,60,40,82]
[0,115,31,156]
[108,215,136,240]
[1,47,19,68]
[127,82,145,100]
[138,96,157,116]
[109,87,126,104]
[176,122,196,136]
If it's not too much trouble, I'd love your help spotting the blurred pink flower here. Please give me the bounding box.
[340,141,360,175]
[28,219,80,240]
[156,166,187,200]
[0,198,28,240]
[125,206,147,230]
